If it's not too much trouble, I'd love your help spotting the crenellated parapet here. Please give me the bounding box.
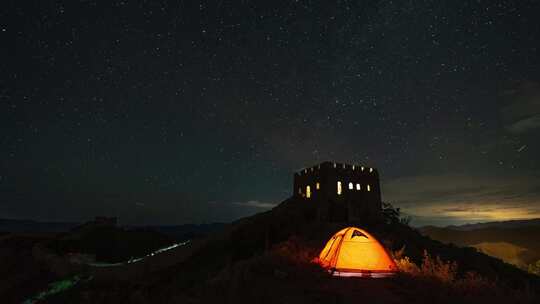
[293,161,381,222]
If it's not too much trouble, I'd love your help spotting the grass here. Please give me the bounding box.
[393,248,537,303]
[528,260,540,276]
[22,275,93,304]
[196,237,540,304]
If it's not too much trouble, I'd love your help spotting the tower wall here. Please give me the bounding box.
[293,161,381,222]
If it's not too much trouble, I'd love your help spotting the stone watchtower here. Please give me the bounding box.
[293,161,382,222]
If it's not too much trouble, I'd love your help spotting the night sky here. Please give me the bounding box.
[2,1,540,226]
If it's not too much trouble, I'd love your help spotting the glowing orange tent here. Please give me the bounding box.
[318,227,397,277]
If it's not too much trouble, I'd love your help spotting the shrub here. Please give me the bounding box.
[382,202,411,225]
[271,236,318,264]
[392,249,540,303]
[419,250,458,283]
[393,246,420,274]
[395,255,420,274]
[395,250,458,282]
[528,260,540,276]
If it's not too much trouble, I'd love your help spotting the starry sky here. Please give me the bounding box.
[2,0,540,226]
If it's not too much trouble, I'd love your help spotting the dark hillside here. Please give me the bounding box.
[143,197,540,301]
[48,226,175,263]
[0,234,58,303]
[420,224,540,266]
[11,198,540,303]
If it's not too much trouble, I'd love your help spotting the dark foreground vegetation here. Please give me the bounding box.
[420,222,540,274]
[2,199,539,303]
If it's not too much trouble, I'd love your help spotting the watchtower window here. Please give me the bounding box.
[348,182,353,190]
[367,184,371,192]
[316,182,320,190]
[306,185,311,198]
[337,181,342,195]
[356,183,361,190]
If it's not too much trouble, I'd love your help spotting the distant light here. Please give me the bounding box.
[367,185,371,192]
[316,182,320,190]
[356,183,361,190]
[348,182,353,190]
[337,181,342,195]
[369,168,373,173]
[306,185,311,198]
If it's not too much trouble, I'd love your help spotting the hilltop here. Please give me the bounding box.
[53,198,540,302]
[3,199,539,303]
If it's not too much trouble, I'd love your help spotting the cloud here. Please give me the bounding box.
[506,114,540,134]
[232,200,277,209]
[501,81,540,134]
[383,174,540,226]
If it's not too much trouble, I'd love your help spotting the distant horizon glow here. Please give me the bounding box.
[407,206,540,227]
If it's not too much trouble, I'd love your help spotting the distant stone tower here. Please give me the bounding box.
[293,161,382,222]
